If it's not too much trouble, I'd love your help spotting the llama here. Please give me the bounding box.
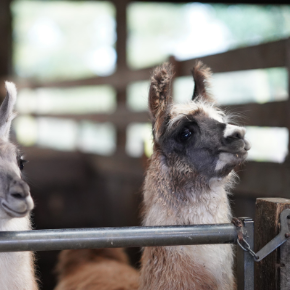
[139,61,250,290]
[54,61,250,290]
[0,82,38,290]
[55,248,139,290]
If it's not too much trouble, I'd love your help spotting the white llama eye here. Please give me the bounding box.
[18,155,27,171]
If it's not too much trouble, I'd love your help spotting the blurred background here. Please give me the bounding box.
[1,0,290,288]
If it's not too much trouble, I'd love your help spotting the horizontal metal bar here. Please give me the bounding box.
[0,224,237,252]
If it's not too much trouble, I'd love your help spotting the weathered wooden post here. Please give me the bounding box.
[255,198,290,290]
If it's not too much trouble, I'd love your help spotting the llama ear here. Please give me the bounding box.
[0,82,17,141]
[191,61,214,102]
[149,63,174,138]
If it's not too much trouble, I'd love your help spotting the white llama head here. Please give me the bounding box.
[0,82,34,218]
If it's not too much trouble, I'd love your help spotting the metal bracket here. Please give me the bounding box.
[255,208,290,262]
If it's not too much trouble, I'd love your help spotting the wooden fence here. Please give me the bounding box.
[12,36,290,200]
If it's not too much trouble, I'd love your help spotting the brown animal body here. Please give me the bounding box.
[54,62,250,290]
[55,249,138,290]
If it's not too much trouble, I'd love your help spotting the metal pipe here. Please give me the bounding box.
[0,224,237,252]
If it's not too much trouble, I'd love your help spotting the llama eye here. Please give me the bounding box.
[18,156,27,171]
[179,128,192,142]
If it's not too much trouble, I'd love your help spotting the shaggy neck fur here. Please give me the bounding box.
[0,217,38,290]
[140,152,235,290]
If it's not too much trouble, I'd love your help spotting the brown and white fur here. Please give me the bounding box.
[139,62,250,290]
[0,82,38,290]
[55,248,139,290]
[54,61,250,290]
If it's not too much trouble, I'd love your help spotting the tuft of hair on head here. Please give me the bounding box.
[191,60,214,103]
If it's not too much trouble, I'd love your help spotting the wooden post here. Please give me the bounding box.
[255,198,290,290]
[0,0,12,100]
[0,0,12,78]
[280,209,290,290]
[113,0,129,156]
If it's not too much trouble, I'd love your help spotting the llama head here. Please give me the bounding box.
[149,61,250,183]
[0,82,34,218]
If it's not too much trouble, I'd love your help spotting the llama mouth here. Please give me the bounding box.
[1,201,28,217]
[215,151,248,173]
[219,149,248,161]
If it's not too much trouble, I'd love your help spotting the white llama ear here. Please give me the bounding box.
[191,61,214,103]
[0,82,17,141]
[149,63,174,138]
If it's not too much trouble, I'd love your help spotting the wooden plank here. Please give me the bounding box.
[26,100,287,128]
[23,146,145,179]
[221,101,287,127]
[114,0,128,70]
[6,68,150,91]
[0,0,12,80]
[181,39,287,75]
[235,162,290,198]
[114,0,129,154]
[255,198,290,290]
[28,106,150,128]
[285,39,290,165]
[280,216,290,290]
[21,145,290,198]
[7,39,287,90]
[115,91,128,153]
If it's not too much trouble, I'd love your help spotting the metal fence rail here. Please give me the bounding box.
[0,222,255,290]
[0,224,237,252]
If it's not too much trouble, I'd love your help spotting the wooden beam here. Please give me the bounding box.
[26,100,287,128]
[285,39,290,163]
[23,146,145,178]
[181,39,287,75]
[28,107,150,128]
[22,144,290,199]
[10,67,152,90]
[8,39,288,90]
[221,101,288,127]
[114,0,129,154]
[235,162,290,198]
[0,0,12,80]
[280,215,290,290]
[114,0,128,70]
[255,198,290,290]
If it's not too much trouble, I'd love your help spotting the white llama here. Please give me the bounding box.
[0,82,38,290]
[54,61,250,290]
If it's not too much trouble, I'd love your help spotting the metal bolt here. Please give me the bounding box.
[285,233,290,238]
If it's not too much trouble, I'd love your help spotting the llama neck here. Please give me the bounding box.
[142,153,232,227]
[140,153,235,290]
[0,217,38,290]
